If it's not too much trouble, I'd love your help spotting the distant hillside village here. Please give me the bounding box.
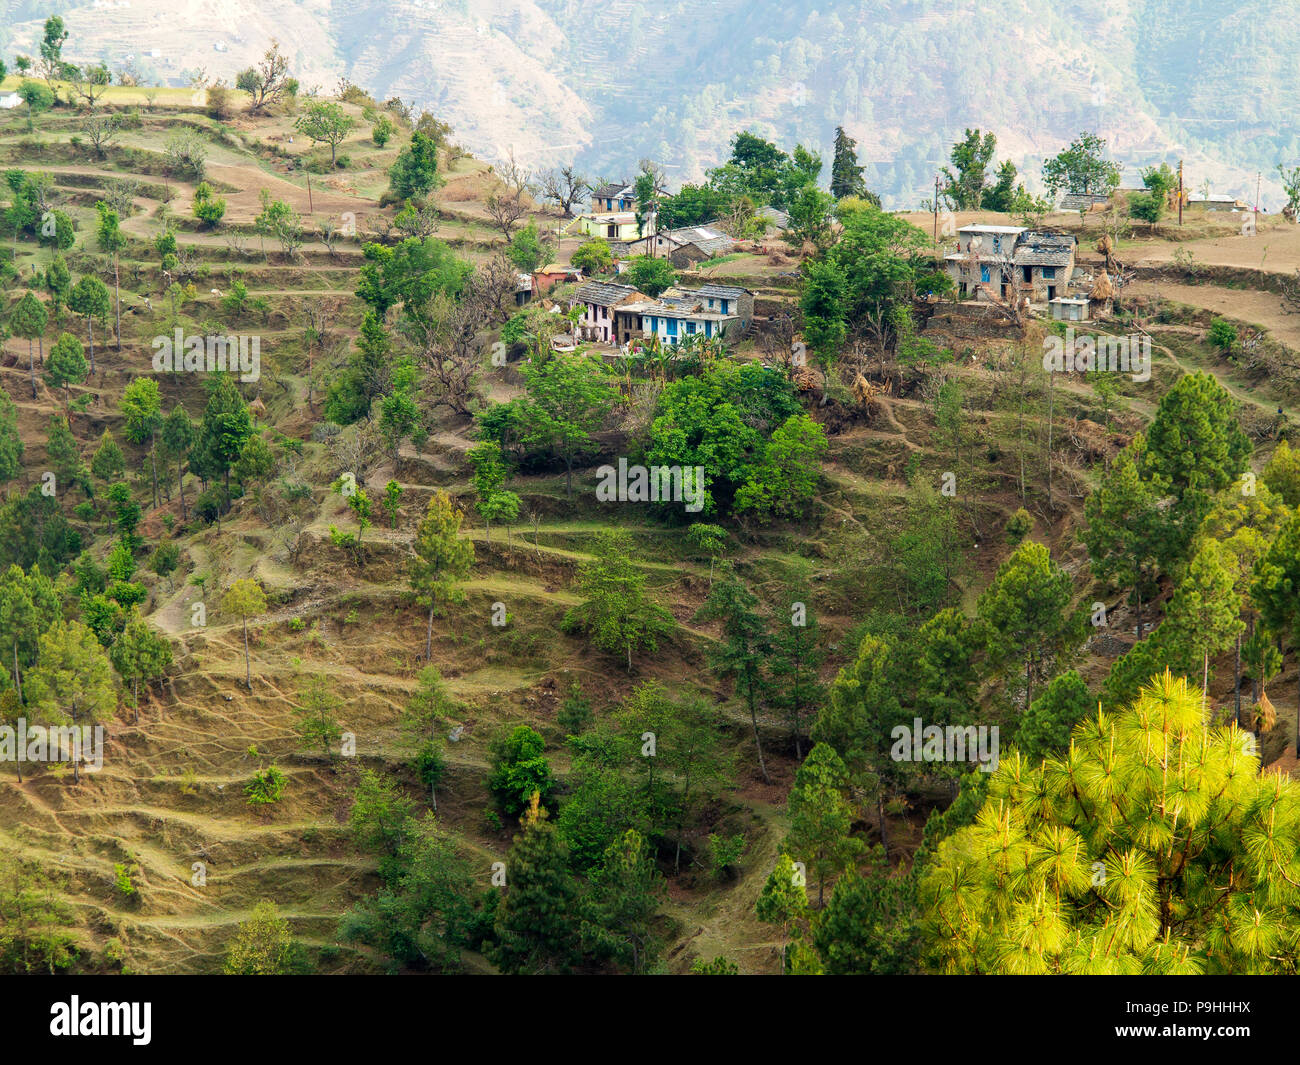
[508,125,1292,354]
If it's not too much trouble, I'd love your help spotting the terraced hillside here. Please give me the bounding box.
[3,77,1300,977]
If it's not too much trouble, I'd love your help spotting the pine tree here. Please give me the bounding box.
[8,291,47,399]
[582,828,665,974]
[220,578,267,690]
[755,853,817,974]
[813,631,908,854]
[409,490,474,662]
[44,333,87,416]
[1163,539,1244,705]
[25,620,117,783]
[921,672,1287,974]
[108,609,172,723]
[224,900,299,975]
[1263,439,1300,507]
[1252,510,1300,754]
[977,540,1082,712]
[66,275,110,374]
[694,567,772,783]
[811,847,921,974]
[1083,435,1172,637]
[0,389,23,488]
[489,795,583,974]
[45,415,86,497]
[829,125,867,200]
[400,665,457,808]
[292,674,343,761]
[192,375,252,498]
[1013,670,1094,761]
[95,202,125,349]
[563,529,673,674]
[785,743,864,907]
[160,404,195,521]
[121,378,163,508]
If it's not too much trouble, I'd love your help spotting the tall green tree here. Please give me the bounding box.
[409,490,474,662]
[0,389,23,489]
[400,665,457,808]
[785,742,864,907]
[1083,435,1175,637]
[488,797,584,975]
[292,674,344,761]
[121,378,163,508]
[977,540,1082,712]
[160,403,195,521]
[8,291,47,399]
[94,202,125,349]
[921,672,1283,974]
[44,332,86,416]
[1252,510,1300,753]
[25,620,117,783]
[582,828,665,974]
[766,596,825,760]
[66,276,110,374]
[520,356,612,497]
[940,128,997,209]
[563,529,673,673]
[221,578,267,690]
[695,567,772,783]
[1163,539,1245,704]
[192,375,252,497]
[829,126,867,200]
[1041,131,1122,198]
[108,609,172,723]
[224,900,300,975]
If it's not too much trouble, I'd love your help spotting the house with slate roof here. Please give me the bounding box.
[591,181,636,213]
[944,224,1076,304]
[615,284,755,347]
[570,280,647,344]
[620,224,738,266]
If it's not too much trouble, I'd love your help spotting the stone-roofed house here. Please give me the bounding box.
[570,281,647,344]
[618,224,737,266]
[614,284,755,347]
[1011,231,1077,302]
[944,224,1076,303]
[591,181,636,213]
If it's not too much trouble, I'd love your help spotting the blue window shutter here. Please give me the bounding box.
[980,265,990,283]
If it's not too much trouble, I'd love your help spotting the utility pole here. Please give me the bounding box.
[306,175,314,215]
[1256,170,1262,224]
[933,174,939,247]
[1178,158,1183,226]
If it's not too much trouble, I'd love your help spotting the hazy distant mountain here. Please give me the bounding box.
[4,0,1296,206]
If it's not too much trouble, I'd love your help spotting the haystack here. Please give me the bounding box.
[1089,271,1116,313]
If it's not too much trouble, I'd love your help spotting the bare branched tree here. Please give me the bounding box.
[499,147,532,198]
[485,190,528,243]
[537,166,590,217]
